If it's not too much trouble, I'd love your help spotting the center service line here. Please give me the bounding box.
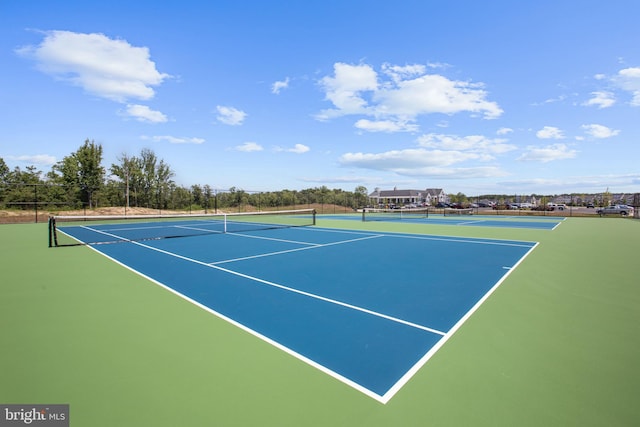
[82,226,447,336]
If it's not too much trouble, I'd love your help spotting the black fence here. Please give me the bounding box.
[0,183,363,223]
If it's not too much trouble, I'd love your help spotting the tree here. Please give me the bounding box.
[76,140,104,208]
[0,157,9,184]
[139,148,157,207]
[53,139,105,208]
[203,185,213,212]
[601,188,612,207]
[111,149,174,209]
[110,153,140,208]
[354,185,368,207]
[155,159,174,209]
[1,164,45,209]
[191,184,203,208]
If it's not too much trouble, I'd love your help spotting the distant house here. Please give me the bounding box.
[613,193,634,205]
[425,188,447,205]
[368,187,446,207]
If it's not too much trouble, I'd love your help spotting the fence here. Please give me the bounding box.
[0,184,361,223]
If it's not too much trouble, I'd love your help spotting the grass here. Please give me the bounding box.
[1,216,639,426]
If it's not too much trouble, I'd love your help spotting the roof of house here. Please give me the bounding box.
[368,188,444,198]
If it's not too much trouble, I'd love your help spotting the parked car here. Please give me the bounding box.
[596,205,634,216]
[547,203,568,211]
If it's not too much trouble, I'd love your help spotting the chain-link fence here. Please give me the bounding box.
[0,184,364,223]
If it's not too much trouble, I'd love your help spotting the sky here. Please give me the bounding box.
[1,0,639,196]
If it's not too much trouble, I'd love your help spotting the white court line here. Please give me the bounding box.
[223,231,320,246]
[381,232,535,248]
[210,234,384,265]
[69,224,538,404]
[67,235,391,403]
[380,241,540,403]
[307,225,539,248]
[457,219,486,226]
[81,226,446,336]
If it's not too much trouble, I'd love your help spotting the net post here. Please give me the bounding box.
[313,209,317,226]
[362,209,366,221]
[223,213,228,233]
[48,216,57,247]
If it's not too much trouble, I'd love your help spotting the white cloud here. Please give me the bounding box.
[300,175,384,185]
[316,63,378,120]
[375,74,503,119]
[583,91,616,109]
[274,143,310,154]
[354,119,418,133]
[581,124,620,139]
[142,135,204,144]
[498,173,640,193]
[8,154,57,166]
[338,130,516,179]
[381,63,426,83]
[340,148,480,169]
[339,148,506,178]
[287,143,310,154]
[615,67,640,106]
[338,148,508,180]
[216,105,247,125]
[535,94,568,106]
[426,62,452,70]
[271,77,290,94]
[235,142,263,152]
[517,143,577,162]
[418,133,516,155]
[16,30,170,103]
[496,127,513,135]
[316,62,502,127]
[125,104,168,123]
[536,126,565,139]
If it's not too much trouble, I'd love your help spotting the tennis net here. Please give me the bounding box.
[362,208,429,222]
[48,208,316,247]
[444,208,474,216]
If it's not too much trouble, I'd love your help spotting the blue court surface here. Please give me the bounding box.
[59,221,537,403]
[327,213,563,230]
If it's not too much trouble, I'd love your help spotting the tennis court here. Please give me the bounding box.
[327,210,563,230]
[2,215,639,426]
[51,211,537,403]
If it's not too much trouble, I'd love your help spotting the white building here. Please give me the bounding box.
[368,187,447,207]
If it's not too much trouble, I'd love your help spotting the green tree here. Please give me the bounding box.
[53,139,105,208]
[76,139,104,208]
[601,188,612,207]
[0,157,9,184]
[155,159,175,209]
[110,153,140,208]
[139,148,158,207]
[191,184,203,208]
[112,149,174,209]
[354,185,368,208]
[2,165,45,209]
[203,185,214,212]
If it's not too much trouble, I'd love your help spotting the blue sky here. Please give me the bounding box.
[2,0,639,196]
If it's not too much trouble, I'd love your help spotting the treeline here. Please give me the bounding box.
[0,139,370,213]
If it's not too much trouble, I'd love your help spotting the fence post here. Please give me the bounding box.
[34,184,38,223]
